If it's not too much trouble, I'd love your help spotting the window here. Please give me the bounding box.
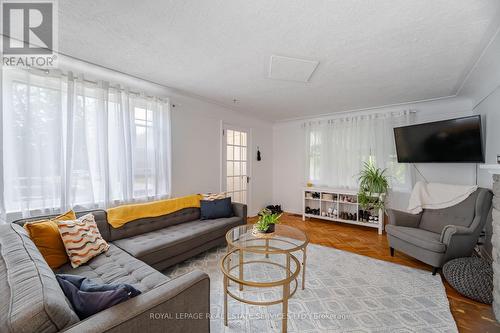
[1,69,171,221]
[305,112,413,192]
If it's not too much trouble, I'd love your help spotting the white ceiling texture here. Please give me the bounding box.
[59,0,500,121]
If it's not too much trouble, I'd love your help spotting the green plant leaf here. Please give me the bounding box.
[357,161,389,210]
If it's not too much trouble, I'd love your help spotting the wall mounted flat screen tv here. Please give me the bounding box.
[394,115,484,163]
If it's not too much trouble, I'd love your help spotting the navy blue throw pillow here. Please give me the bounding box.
[56,274,141,319]
[200,197,233,220]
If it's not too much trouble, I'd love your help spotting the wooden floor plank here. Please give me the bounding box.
[248,213,500,333]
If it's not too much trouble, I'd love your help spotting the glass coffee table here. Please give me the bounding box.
[220,224,309,333]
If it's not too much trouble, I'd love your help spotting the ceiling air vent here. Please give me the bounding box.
[268,55,319,83]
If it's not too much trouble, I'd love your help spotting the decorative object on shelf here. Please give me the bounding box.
[312,192,320,199]
[322,193,334,201]
[306,181,313,187]
[341,195,356,203]
[305,206,320,215]
[497,155,500,164]
[254,208,282,234]
[305,192,313,199]
[339,195,356,203]
[327,207,333,217]
[340,211,356,220]
[358,161,389,211]
[443,257,493,304]
[359,209,369,222]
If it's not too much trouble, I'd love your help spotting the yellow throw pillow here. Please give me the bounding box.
[23,210,77,269]
[56,213,109,268]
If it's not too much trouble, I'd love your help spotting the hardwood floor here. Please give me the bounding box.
[249,213,500,333]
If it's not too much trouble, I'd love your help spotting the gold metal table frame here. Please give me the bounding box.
[220,225,309,333]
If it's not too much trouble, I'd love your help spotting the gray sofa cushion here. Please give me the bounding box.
[113,217,243,265]
[419,190,478,234]
[385,225,446,253]
[56,244,169,294]
[109,207,201,241]
[0,224,79,333]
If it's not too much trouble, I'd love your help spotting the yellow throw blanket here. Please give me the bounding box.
[107,194,202,228]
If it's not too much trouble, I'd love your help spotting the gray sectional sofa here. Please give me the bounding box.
[0,203,247,333]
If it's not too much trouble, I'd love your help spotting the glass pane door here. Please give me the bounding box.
[224,128,248,204]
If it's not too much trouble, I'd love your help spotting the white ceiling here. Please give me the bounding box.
[59,0,500,121]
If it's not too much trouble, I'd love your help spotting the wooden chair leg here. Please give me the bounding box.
[432,267,439,275]
[390,247,394,257]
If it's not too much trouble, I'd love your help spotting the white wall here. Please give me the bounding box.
[475,89,500,189]
[58,55,274,216]
[459,27,500,188]
[272,121,306,214]
[273,97,476,213]
[457,27,500,258]
[170,95,274,216]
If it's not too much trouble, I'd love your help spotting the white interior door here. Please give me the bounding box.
[222,125,250,208]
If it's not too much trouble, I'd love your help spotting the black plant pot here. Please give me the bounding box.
[257,224,275,234]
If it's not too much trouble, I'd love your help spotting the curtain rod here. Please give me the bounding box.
[301,109,417,126]
[23,67,169,102]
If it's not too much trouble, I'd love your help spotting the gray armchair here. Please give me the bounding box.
[386,188,492,275]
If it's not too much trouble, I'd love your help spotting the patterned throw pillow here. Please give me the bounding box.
[56,214,109,268]
[202,192,227,201]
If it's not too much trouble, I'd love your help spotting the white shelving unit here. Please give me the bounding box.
[302,187,384,234]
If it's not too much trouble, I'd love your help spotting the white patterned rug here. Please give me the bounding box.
[162,244,458,333]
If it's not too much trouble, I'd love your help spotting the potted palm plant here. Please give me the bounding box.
[357,161,389,211]
[255,208,282,233]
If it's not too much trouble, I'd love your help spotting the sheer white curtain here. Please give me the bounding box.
[1,69,171,221]
[304,111,413,191]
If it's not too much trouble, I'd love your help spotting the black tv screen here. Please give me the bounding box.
[394,115,484,163]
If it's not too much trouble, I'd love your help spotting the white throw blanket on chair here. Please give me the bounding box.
[408,181,478,214]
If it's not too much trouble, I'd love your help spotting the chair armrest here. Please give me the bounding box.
[440,221,481,260]
[386,209,422,228]
[440,224,475,245]
[232,203,247,223]
[62,270,210,333]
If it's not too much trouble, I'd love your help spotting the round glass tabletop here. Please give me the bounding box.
[226,224,308,254]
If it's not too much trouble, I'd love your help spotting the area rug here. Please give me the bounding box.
[162,244,458,332]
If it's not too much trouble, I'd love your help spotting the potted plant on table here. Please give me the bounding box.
[357,161,389,211]
[254,208,282,234]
